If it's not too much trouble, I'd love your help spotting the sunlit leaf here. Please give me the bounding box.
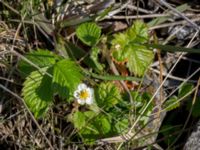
[126,45,154,76]
[76,22,101,46]
[178,83,194,99]
[127,20,148,43]
[52,59,83,100]
[22,67,53,118]
[111,20,154,76]
[163,96,180,111]
[18,49,59,77]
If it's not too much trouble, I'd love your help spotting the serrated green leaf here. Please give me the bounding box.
[72,111,86,129]
[126,45,154,76]
[22,67,53,118]
[52,59,83,99]
[111,21,154,76]
[127,20,148,43]
[111,33,130,62]
[96,82,121,110]
[178,83,193,99]
[76,22,101,46]
[18,49,59,77]
[163,96,180,111]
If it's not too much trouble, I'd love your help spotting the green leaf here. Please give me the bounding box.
[18,49,59,77]
[111,21,154,76]
[52,59,83,99]
[22,67,53,118]
[65,41,96,69]
[76,22,101,46]
[178,83,193,99]
[79,114,111,144]
[126,45,154,76]
[94,115,111,134]
[114,118,129,134]
[163,96,180,111]
[90,46,104,71]
[72,111,86,130]
[127,20,148,43]
[131,91,144,108]
[111,33,131,62]
[96,82,121,110]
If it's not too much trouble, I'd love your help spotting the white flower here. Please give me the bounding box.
[73,83,94,105]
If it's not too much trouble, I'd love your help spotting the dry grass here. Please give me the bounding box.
[0,0,200,149]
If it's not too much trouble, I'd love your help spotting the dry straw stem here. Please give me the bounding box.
[0,84,54,149]
[155,0,200,31]
[106,13,200,20]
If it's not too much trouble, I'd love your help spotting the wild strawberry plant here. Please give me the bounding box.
[18,20,164,144]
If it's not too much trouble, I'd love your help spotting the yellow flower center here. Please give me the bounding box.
[79,90,89,100]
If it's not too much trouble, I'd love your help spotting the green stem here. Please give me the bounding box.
[82,69,141,81]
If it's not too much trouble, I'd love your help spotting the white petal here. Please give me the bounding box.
[89,88,94,95]
[73,91,79,98]
[86,97,93,105]
[77,83,87,91]
[77,99,85,105]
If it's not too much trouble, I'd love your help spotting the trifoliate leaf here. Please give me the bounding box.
[22,67,53,118]
[52,59,83,99]
[178,83,193,99]
[18,49,59,77]
[96,82,121,110]
[163,96,180,111]
[76,22,101,46]
[111,20,154,76]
